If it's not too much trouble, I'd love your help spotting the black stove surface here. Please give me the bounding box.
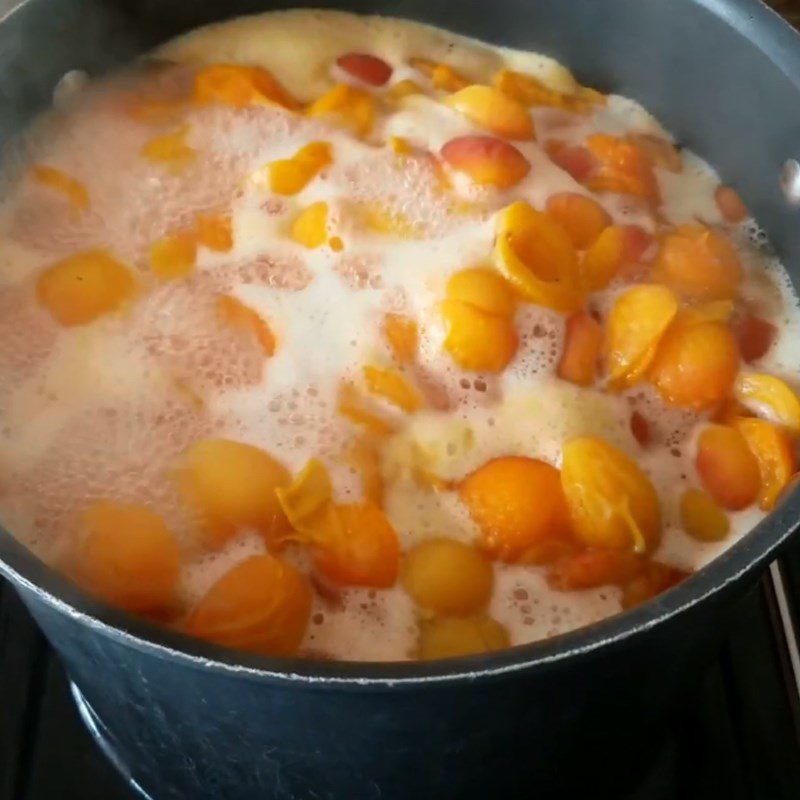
[2,542,800,800]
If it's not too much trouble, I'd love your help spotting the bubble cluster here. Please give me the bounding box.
[6,392,210,557]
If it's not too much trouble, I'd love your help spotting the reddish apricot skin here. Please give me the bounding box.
[715,185,748,224]
[545,140,596,182]
[695,424,761,510]
[557,310,602,386]
[648,320,739,410]
[313,502,400,588]
[185,554,312,657]
[630,411,651,446]
[459,456,571,562]
[548,550,642,590]
[336,53,392,86]
[735,314,776,363]
[622,562,690,609]
[546,193,610,250]
[441,136,530,189]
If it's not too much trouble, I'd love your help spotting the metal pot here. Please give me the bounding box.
[1,1,799,798]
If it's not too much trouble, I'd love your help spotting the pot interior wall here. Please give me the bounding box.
[2,0,800,283]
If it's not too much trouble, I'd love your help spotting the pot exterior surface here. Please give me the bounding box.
[2,0,800,798]
[19,579,746,800]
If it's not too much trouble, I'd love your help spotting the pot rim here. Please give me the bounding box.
[1,0,800,688]
[2,488,799,687]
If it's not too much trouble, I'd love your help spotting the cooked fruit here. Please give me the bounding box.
[445,85,534,140]
[651,224,743,300]
[493,200,581,312]
[74,501,180,614]
[150,231,197,281]
[185,554,312,656]
[441,135,530,189]
[695,424,760,510]
[336,52,393,86]
[648,319,739,409]
[545,193,610,250]
[604,284,678,389]
[417,615,510,660]
[680,489,730,542]
[734,372,800,433]
[306,84,375,136]
[547,550,642,590]
[557,310,602,386]
[733,417,798,510]
[177,438,291,548]
[402,538,493,616]
[193,64,297,109]
[561,437,661,553]
[459,456,571,561]
[37,250,136,326]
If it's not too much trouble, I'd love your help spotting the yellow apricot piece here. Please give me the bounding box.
[37,250,136,326]
[363,365,424,412]
[494,68,605,112]
[291,202,328,249]
[150,231,197,281]
[74,500,180,615]
[193,64,298,110]
[604,284,678,389]
[383,313,418,364]
[680,489,730,542]
[337,382,396,436]
[409,57,470,91]
[441,299,518,373]
[263,141,332,196]
[31,165,89,214]
[418,615,510,660]
[403,538,493,616]
[306,84,374,136]
[276,460,400,588]
[390,136,412,155]
[388,79,424,100]
[141,124,195,171]
[445,85,534,140]
[446,267,516,317]
[734,372,800,434]
[216,295,276,356]
[733,417,798,510]
[493,200,581,312]
[561,436,662,553]
[196,212,233,252]
[362,204,418,238]
[177,438,291,548]
[275,458,334,534]
[651,224,743,301]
